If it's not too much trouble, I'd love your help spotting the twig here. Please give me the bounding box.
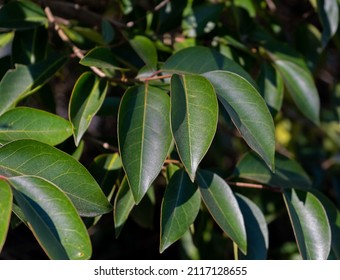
[44,6,107,78]
[228,181,281,192]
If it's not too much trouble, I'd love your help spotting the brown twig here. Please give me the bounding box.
[228,181,282,192]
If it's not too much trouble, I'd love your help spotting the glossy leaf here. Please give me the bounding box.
[9,176,92,260]
[0,107,72,146]
[171,74,218,181]
[0,55,68,116]
[274,59,320,125]
[0,139,111,217]
[118,85,172,203]
[130,187,155,229]
[0,0,47,29]
[114,176,135,238]
[0,180,12,252]
[162,46,256,88]
[80,47,122,70]
[257,62,284,116]
[69,72,108,146]
[129,35,158,68]
[236,194,268,260]
[196,170,247,254]
[160,169,201,253]
[204,71,275,170]
[317,0,339,47]
[234,152,312,190]
[283,188,331,259]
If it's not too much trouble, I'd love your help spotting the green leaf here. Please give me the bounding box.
[114,176,135,238]
[80,47,123,70]
[0,180,12,252]
[0,0,47,29]
[0,55,68,116]
[0,139,111,217]
[0,107,72,146]
[129,35,158,68]
[283,189,331,259]
[118,85,172,203]
[236,194,268,260]
[257,62,284,116]
[69,72,108,146]
[234,152,312,190]
[130,187,155,229]
[162,46,256,88]
[274,59,320,125]
[171,74,218,181]
[9,175,92,260]
[204,71,275,170]
[160,169,201,253]
[317,0,339,47]
[196,170,247,254]
[101,19,115,44]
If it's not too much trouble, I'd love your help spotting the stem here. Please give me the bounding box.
[233,242,239,260]
[228,181,281,192]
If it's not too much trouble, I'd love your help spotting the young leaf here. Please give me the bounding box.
[234,152,312,190]
[196,170,247,254]
[317,0,339,47]
[9,176,92,260]
[162,46,256,88]
[0,0,47,29]
[0,139,112,217]
[0,55,68,116]
[0,180,12,253]
[160,169,201,253]
[69,72,108,146]
[0,107,72,146]
[171,74,218,181]
[80,47,123,70]
[129,35,158,68]
[118,85,172,203]
[236,194,269,260]
[257,62,284,116]
[204,70,275,170]
[283,188,331,259]
[114,176,135,238]
[274,59,320,125]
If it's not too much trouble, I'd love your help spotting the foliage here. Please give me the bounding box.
[0,0,339,260]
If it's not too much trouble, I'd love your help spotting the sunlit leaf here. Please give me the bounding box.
[129,35,158,68]
[317,0,339,47]
[204,71,275,170]
[118,85,172,203]
[69,72,108,146]
[160,169,201,253]
[0,180,12,252]
[283,188,331,259]
[197,169,247,254]
[0,139,111,217]
[80,47,123,70]
[9,175,92,260]
[171,74,218,181]
[0,107,72,146]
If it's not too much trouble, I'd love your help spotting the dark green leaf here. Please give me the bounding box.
[0,55,68,115]
[101,19,115,44]
[257,62,284,116]
[171,74,218,181]
[234,152,312,190]
[0,107,72,146]
[114,176,135,238]
[0,139,111,217]
[130,187,155,229]
[162,46,256,88]
[204,71,275,170]
[160,169,201,253]
[236,194,268,260]
[317,0,339,47]
[0,179,12,252]
[118,85,172,203]
[274,59,320,125]
[69,72,108,146]
[283,188,331,259]
[0,0,47,29]
[80,47,122,70]
[129,35,158,68]
[196,170,247,254]
[9,175,92,260]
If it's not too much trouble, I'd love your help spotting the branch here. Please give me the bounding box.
[228,181,281,192]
